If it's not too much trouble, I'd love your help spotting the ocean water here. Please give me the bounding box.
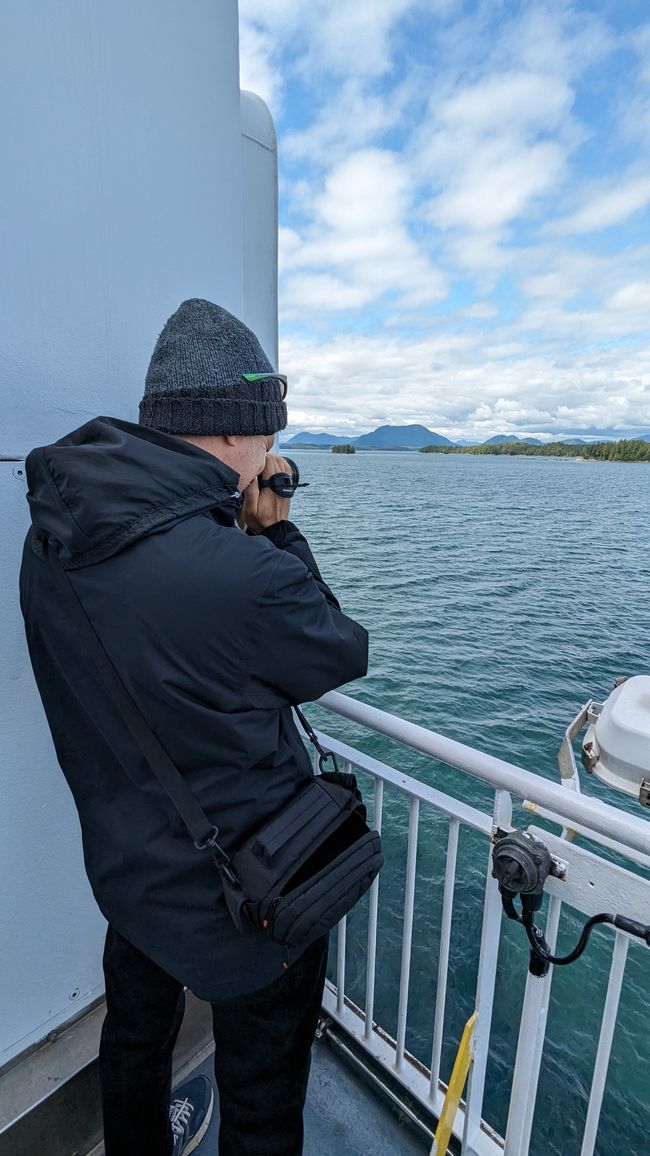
[287,448,650,1156]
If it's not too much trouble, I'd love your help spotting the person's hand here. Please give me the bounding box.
[243,452,292,532]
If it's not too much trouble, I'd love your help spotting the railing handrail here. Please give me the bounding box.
[317,691,650,858]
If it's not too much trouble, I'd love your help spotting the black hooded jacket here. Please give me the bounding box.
[19,416,368,999]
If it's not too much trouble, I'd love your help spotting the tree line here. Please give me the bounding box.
[419,440,650,462]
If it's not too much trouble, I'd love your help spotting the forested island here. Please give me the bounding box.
[332,443,355,454]
[419,439,650,462]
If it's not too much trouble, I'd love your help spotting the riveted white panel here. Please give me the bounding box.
[0,0,279,1068]
[0,462,106,1065]
[1,0,244,454]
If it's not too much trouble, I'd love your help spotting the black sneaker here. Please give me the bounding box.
[170,1074,214,1155]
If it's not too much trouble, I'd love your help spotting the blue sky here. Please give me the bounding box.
[239,1,650,441]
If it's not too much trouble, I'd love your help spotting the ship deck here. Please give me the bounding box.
[176,1038,429,1156]
[0,994,430,1156]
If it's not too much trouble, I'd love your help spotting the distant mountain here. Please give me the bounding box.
[283,428,650,449]
[354,424,453,448]
[483,435,542,445]
[281,431,355,447]
[282,424,453,449]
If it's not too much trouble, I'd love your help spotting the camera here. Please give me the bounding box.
[259,457,309,498]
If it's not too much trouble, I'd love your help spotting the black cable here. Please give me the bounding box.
[522,909,613,966]
[502,894,522,924]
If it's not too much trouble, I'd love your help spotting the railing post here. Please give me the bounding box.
[429,818,460,1098]
[364,777,383,1041]
[503,894,561,1155]
[579,932,629,1156]
[462,791,511,1155]
[395,796,420,1071]
[336,916,347,1017]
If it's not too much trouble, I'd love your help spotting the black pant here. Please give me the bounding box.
[99,927,329,1156]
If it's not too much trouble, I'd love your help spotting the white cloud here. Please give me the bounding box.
[434,70,572,137]
[492,2,613,82]
[420,71,575,237]
[280,149,447,317]
[239,0,440,106]
[618,23,650,143]
[238,19,280,109]
[520,246,643,305]
[296,0,425,79]
[280,326,650,439]
[434,140,567,233]
[552,176,650,234]
[240,2,650,439]
[514,241,650,343]
[278,226,303,273]
[282,273,372,313]
[608,281,650,313]
[621,93,650,144]
[463,303,499,320]
[282,74,420,167]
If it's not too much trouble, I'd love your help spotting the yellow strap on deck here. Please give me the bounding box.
[430,1011,477,1156]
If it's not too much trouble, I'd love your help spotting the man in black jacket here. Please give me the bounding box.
[20,299,369,1156]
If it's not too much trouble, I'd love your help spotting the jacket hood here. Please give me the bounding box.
[25,416,241,569]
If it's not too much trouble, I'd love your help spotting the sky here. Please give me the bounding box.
[239,0,650,442]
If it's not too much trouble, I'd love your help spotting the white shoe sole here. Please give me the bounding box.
[178,1087,214,1156]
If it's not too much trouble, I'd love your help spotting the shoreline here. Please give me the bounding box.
[419,440,650,464]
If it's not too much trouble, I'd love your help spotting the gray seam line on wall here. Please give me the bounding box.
[240,132,275,152]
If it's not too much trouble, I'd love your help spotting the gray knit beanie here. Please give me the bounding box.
[139,299,287,436]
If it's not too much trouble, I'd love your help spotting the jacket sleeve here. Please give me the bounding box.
[248,537,368,706]
[252,520,340,609]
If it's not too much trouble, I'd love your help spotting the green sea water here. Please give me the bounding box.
[288,448,650,1156]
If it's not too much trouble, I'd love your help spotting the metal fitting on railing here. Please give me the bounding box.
[493,827,650,978]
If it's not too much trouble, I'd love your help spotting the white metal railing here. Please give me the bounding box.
[307,690,650,1156]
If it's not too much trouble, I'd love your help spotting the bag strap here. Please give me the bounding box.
[293,704,340,773]
[46,542,236,877]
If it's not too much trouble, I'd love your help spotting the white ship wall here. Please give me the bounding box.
[0,1,278,1066]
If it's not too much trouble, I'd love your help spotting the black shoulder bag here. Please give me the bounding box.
[47,544,383,955]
